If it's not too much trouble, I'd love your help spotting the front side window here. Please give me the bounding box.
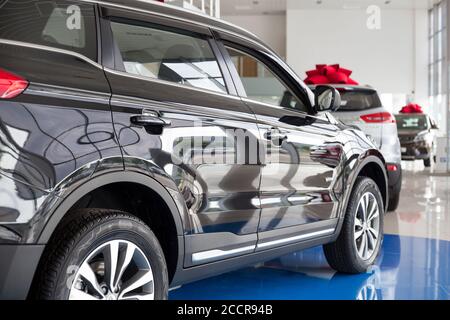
[110,21,227,94]
[226,47,307,113]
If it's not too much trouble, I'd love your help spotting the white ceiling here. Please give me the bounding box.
[221,0,436,16]
[221,0,287,16]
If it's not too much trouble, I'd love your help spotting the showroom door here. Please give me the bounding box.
[219,43,342,250]
[99,7,262,266]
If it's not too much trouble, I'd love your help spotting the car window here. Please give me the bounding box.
[110,21,227,94]
[396,115,429,131]
[0,0,97,60]
[225,47,308,113]
[337,90,382,111]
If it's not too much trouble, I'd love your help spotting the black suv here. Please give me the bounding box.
[0,0,388,300]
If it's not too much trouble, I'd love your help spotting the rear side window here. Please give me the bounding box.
[337,90,382,111]
[109,21,227,94]
[0,0,97,60]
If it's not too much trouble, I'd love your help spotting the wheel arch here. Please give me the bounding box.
[355,158,388,211]
[339,151,388,219]
[38,171,185,243]
[332,151,388,242]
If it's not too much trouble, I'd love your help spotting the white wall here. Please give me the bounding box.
[222,14,287,58]
[286,5,429,111]
[413,9,430,108]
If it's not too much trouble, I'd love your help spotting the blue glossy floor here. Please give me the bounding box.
[170,163,450,300]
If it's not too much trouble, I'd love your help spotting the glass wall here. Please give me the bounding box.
[428,1,447,136]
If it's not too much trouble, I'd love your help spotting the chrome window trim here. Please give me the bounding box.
[25,83,111,103]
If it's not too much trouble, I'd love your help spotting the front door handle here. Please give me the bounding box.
[264,129,287,146]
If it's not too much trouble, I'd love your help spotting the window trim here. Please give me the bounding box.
[218,41,313,115]
[99,6,236,96]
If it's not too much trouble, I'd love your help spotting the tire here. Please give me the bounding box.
[35,209,168,300]
[387,191,400,212]
[424,158,431,167]
[323,177,384,274]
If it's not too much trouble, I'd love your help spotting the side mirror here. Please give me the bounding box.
[431,120,439,130]
[314,85,341,113]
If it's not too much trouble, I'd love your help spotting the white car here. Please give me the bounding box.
[310,85,402,211]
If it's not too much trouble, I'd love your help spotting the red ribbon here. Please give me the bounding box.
[304,64,359,85]
[400,103,424,114]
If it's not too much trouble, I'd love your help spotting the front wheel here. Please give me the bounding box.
[324,177,384,273]
[424,158,431,167]
[35,209,168,300]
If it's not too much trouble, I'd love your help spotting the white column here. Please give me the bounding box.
[446,0,450,171]
[413,9,430,108]
[215,0,221,18]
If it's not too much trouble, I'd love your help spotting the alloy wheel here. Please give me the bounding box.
[69,240,154,300]
[354,192,381,260]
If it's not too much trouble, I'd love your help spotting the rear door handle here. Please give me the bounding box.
[130,115,170,127]
[130,110,171,128]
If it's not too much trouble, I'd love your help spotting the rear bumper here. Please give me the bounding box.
[0,244,44,300]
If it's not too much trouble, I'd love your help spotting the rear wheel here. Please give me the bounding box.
[424,158,431,167]
[36,209,168,300]
[324,177,384,273]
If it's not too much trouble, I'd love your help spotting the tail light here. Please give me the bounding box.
[360,112,396,123]
[387,164,398,172]
[0,68,28,99]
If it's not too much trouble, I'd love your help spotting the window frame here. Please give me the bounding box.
[216,40,314,115]
[98,6,236,96]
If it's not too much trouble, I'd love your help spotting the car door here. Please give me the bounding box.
[216,36,343,250]
[99,6,262,266]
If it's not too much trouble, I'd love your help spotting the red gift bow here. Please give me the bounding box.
[400,103,424,114]
[304,64,359,85]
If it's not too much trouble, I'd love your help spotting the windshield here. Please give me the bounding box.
[395,115,428,131]
[337,89,382,111]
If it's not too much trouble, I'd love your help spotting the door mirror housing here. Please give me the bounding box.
[314,85,341,113]
[430,119,439,130]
